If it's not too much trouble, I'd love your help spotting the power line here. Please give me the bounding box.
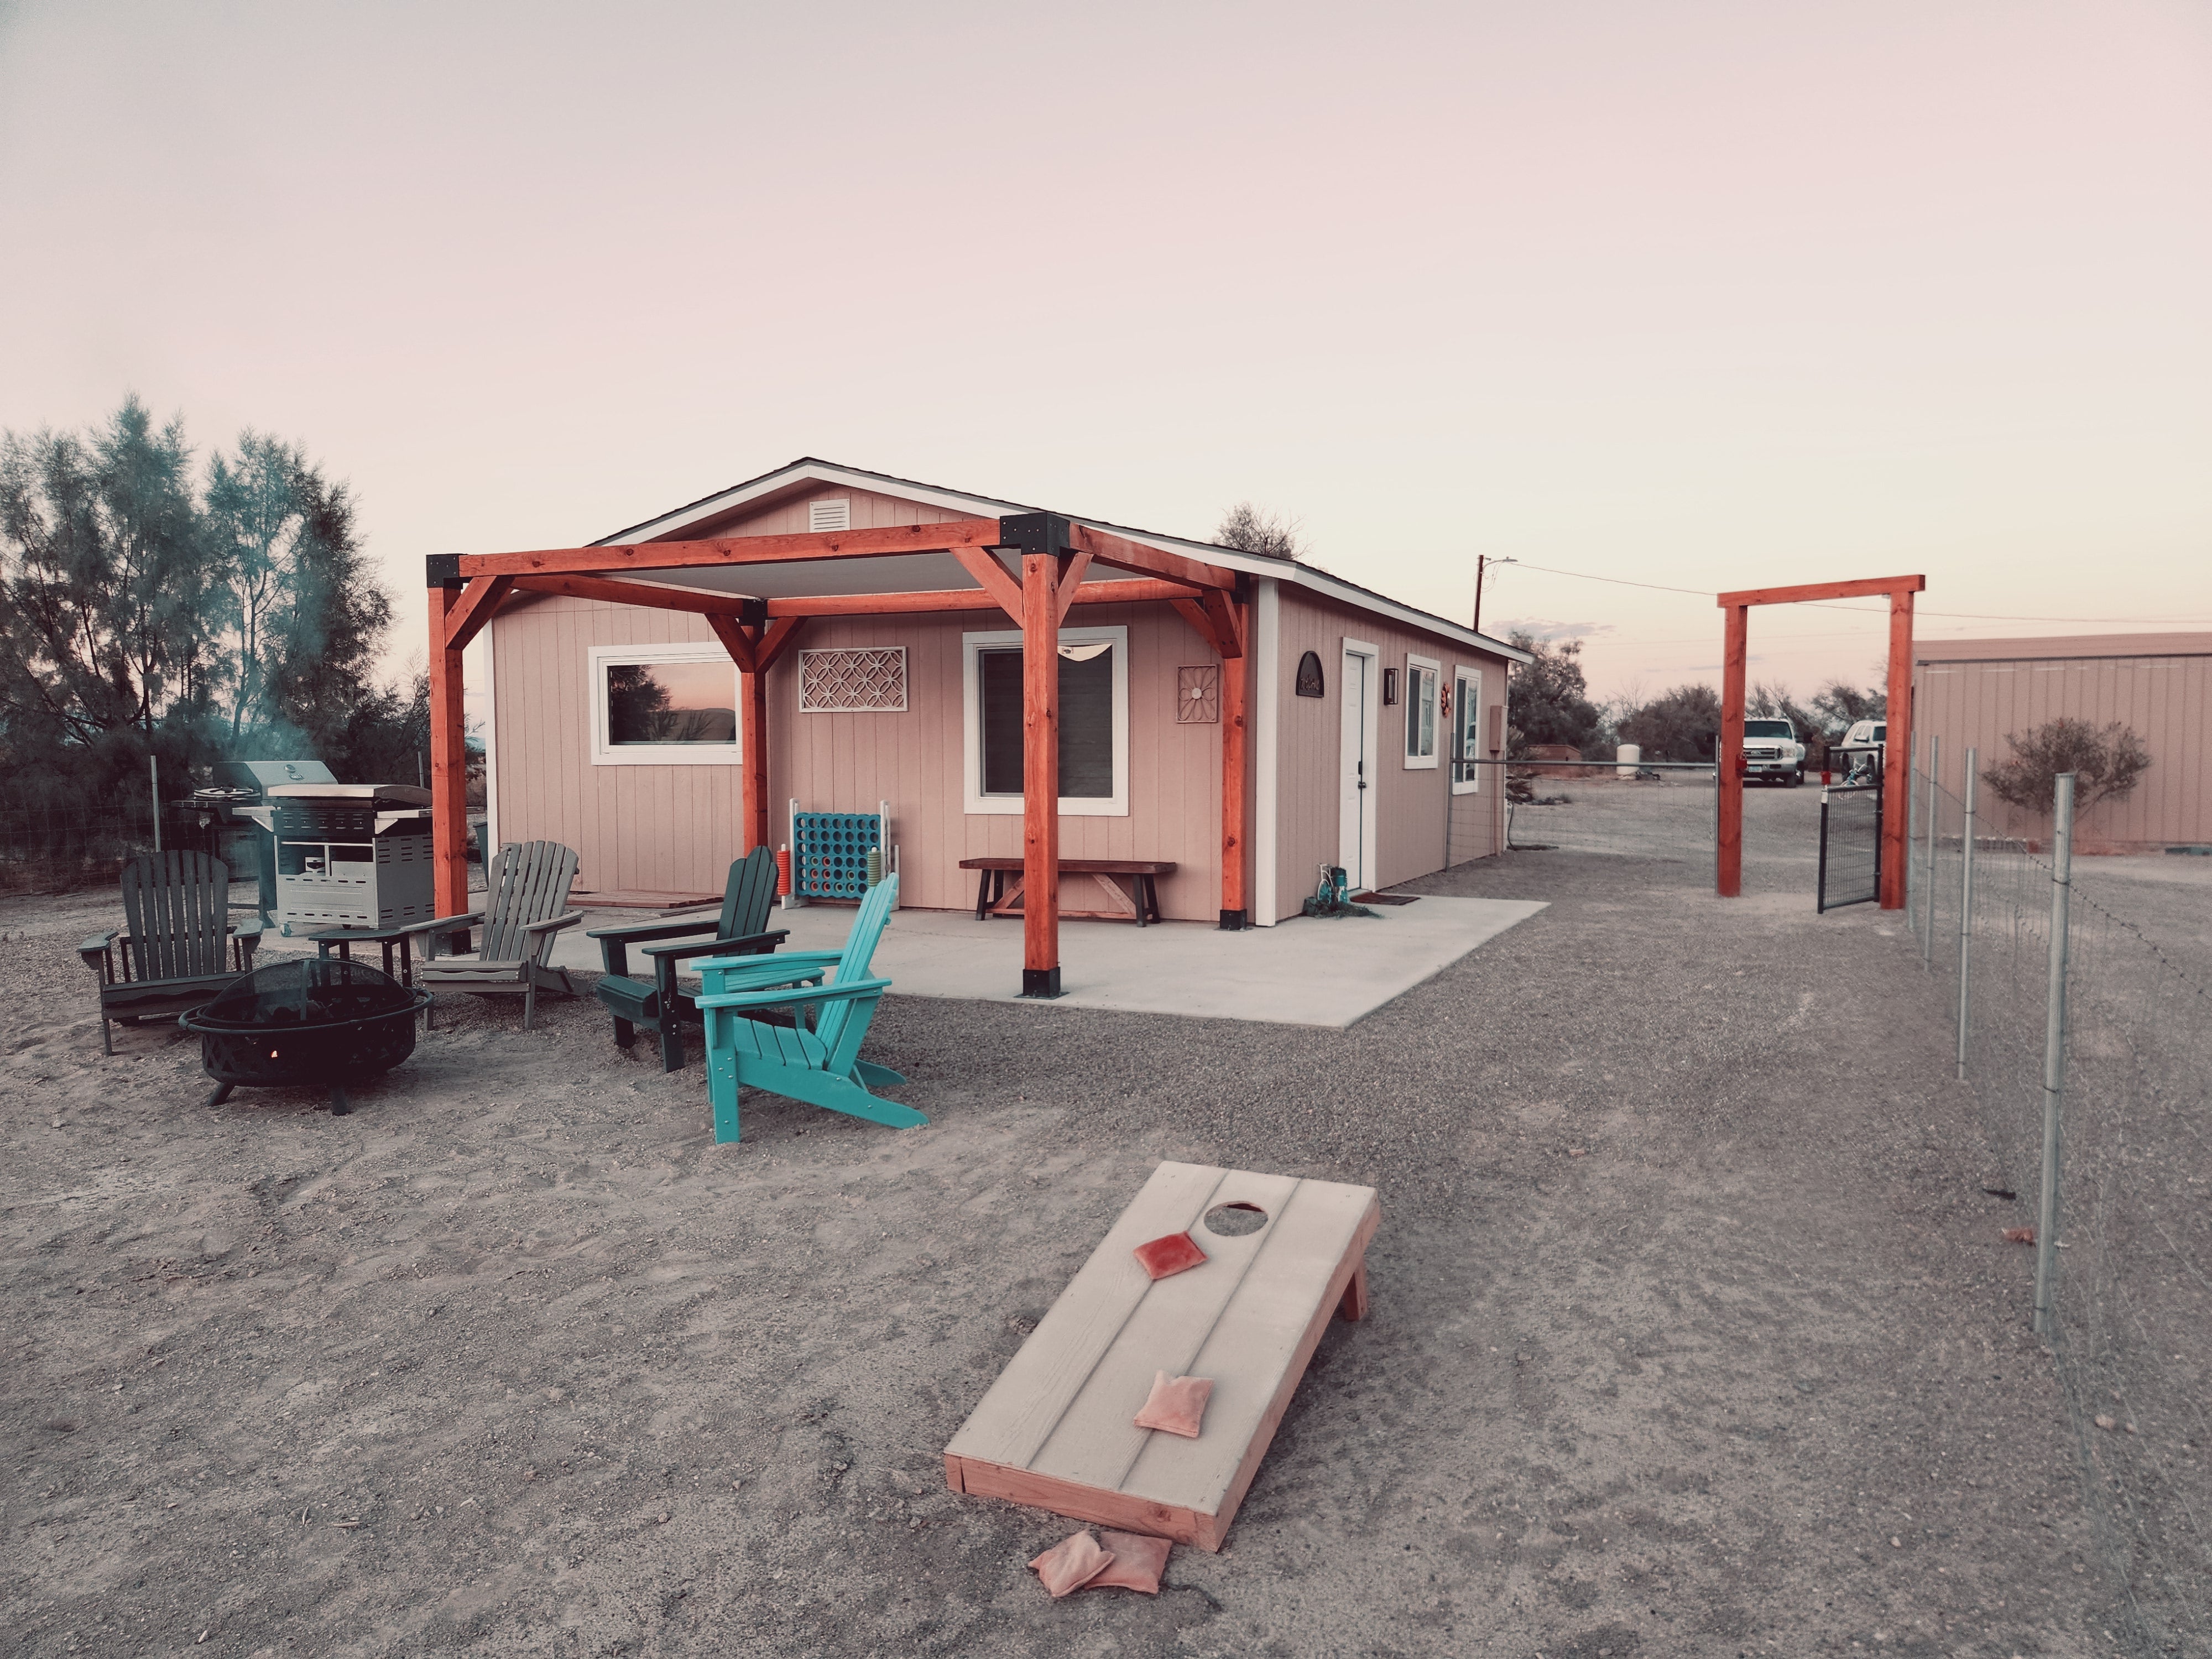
[1499,560,2212,626]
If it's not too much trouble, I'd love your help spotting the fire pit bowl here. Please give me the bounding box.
[179,957,431,1115]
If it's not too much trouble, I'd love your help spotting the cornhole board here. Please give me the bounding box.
[943,1161,1380,1552]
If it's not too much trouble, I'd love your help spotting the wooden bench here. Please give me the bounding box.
[957,857,1175,926]
[943,1161,1379,1551]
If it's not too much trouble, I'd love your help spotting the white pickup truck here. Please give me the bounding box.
[1742,717,1807,786]
[1835,718,1887,785]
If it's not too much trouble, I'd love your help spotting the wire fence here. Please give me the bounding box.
[0,792,223,896]
[1908,754,2212,1655]
[1473,758,1722,863]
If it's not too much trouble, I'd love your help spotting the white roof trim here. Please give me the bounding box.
[592,458,1531,665]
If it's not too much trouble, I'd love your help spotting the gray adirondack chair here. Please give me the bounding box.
[80,852,263,1055]
[585,846,787,1072]
[410,841,583,1030]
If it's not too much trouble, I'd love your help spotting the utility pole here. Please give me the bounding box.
[1473,555,1515,636]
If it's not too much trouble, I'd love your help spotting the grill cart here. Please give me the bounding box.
[237,783,435,937]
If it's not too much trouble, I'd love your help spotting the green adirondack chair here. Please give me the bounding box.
[80,851,264,1055]
[585,847,788,1072]
[694,873,921,1144]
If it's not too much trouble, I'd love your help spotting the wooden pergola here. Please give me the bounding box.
[425,513,1250,997]
[1714,573,1925,908]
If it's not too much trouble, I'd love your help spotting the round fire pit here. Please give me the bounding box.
[180,958,432,1115]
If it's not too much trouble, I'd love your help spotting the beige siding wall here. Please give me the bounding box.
[1271,591,1507,917]
[1916,650,2210,849]
[686,482,972,537]
[493,596,1233,918]
[489,599,745,895]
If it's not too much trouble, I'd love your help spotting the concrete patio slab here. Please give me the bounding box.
[542,893,1548,1028]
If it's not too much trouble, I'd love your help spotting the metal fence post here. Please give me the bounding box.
[1955,747,1976,1079]
[1921,736,1939,966]
[2032,772,2075,1336]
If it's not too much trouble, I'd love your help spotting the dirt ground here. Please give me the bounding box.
[1,845,2141,1658]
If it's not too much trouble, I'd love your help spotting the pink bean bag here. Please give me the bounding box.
[1029,1530,1114,1598]
[1133,1370,1214,1438]
[1087,1530,1172,1594]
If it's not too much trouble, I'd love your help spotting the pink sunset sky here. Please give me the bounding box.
[3,0,2206,706]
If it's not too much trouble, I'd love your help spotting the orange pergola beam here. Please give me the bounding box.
[459,519,1006,578]
[1714,573,1925,907]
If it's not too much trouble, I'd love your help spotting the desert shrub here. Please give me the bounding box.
[1983,718,2151,817]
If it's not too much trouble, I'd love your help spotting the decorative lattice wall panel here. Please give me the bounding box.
[799,648,908,713]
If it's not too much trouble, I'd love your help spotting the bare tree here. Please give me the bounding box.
[1214,502,1306,561]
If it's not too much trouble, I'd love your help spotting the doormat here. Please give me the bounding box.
[1349,892,1418,906]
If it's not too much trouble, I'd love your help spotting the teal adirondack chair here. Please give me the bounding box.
[693,874,920,1144]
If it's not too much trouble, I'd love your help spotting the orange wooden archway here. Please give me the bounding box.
[1714,573,1925,908]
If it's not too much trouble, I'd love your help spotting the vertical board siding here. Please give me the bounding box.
[491,597,745,895]
[494,594,1228,917]
[1915,650,2210,850]
[491,482,1516,910]
[1270,592,1507,918]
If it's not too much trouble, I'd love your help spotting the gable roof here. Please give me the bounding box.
[594,457,1530,663]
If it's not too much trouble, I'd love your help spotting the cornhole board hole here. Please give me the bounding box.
[943,1161,1380,1552]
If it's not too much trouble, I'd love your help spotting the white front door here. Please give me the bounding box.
[1339,641,1379,889]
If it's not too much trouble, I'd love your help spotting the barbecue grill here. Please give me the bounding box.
[179,957,431,1115]
[235,783,435,936]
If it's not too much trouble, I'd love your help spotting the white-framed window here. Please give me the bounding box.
[961,624,1129,817]
[587,643,740,766]
[1452,665,1483,794]
[1404,653,1440,768]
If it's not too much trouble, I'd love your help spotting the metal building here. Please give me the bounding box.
[1913,633,2211,852]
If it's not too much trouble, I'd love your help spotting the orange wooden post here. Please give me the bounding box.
[425,574,472,929]
[1716,602,1747,898]
[1219,599,1249,930]
[742,666,769,853]
[1021,546,1062,997]
[1879,587,1916,909]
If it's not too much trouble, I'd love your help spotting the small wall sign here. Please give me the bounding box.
[1294,650,1325,697]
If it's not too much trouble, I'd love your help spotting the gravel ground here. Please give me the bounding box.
[1,854,2137,1658]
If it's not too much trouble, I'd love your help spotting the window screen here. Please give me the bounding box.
[978,643,1115,798]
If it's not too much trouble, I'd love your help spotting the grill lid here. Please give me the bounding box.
[199,958,414,1027]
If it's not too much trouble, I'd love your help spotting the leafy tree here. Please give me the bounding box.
[203,431,392,761]
[1984,718,2151,818]
[2,397,414,803]
[1505,632,1601,756]
[1618,683,1723,762]
[1213,502,1306,560]
[0,398,216,800]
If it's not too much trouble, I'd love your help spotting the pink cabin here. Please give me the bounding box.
[426,460,1530,996]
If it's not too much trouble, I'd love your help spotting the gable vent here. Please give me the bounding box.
[808,498,851,534]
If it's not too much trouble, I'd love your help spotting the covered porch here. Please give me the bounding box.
[426,513,1254,998]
